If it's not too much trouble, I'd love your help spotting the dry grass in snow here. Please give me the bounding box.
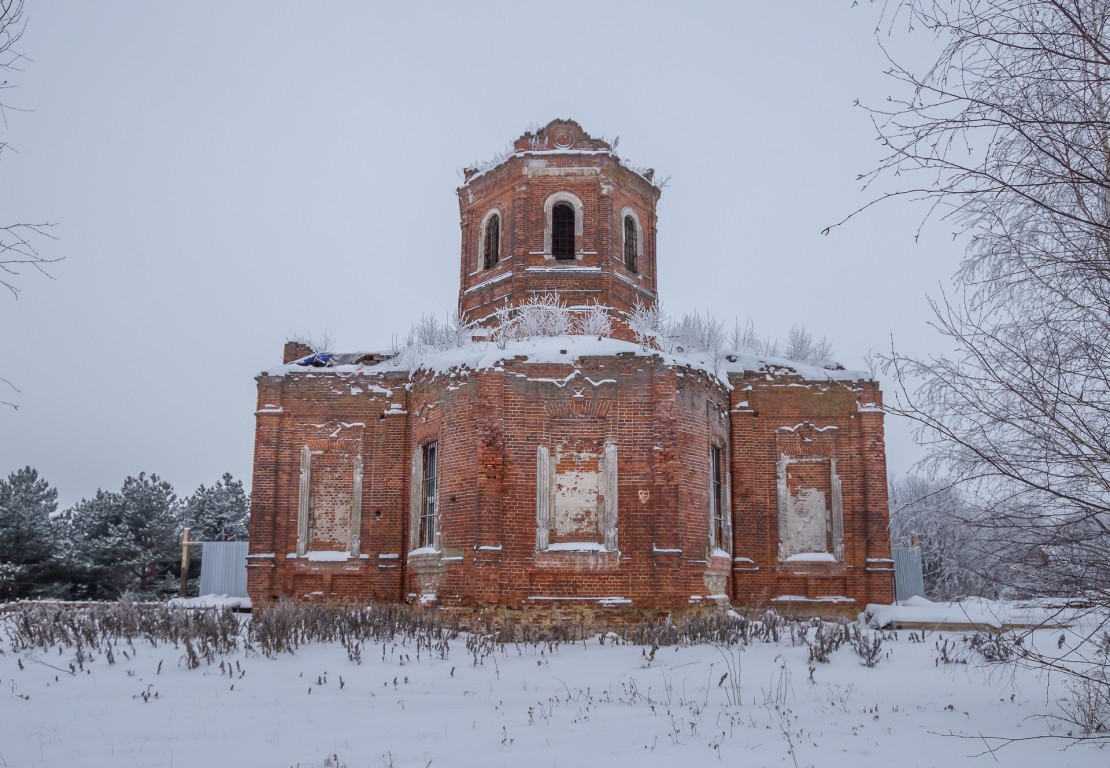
[1,601,1107,767]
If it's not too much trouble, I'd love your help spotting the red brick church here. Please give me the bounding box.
[246,120,894,623]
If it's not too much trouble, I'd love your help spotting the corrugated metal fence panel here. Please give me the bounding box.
[199,541,249,597]
[892,546,925,602]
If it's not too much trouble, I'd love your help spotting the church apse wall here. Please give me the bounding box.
[399,353,735,620]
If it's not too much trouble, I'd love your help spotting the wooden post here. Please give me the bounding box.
[179,528,204,598]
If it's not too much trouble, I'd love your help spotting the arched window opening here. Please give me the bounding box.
[552,203,575,259]
[484,214,500,269]
[623,215,638,272]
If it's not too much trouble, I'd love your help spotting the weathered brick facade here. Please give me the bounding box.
[247,120,893,624]
[458,120,659,338]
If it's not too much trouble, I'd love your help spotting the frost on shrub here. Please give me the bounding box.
[492,293,574,346]
[575,301,613,338]
[805,619,849,664]
[802,619,884,667]
[516,293,573,338]
[1061,676,1110,735]
[628,299,667,350]
[386,295,840,376]
[852,629,884,667]
[629,302,838,372]
[5,599,241,663]
[729,319,770,356]
[621,609,791,647]
[288,330,335,354]
[389,296,612,361]
[782,325,835,368]
[391,312,477,370]
[247,600,456,660]
[666,312,728,374]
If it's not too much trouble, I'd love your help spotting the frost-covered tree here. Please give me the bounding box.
[405,312,467,350]
[664,312,728,373]
[59,473,181,598]
[782,325,834,367]
[850,0,1110,732]
[0,0,57,302]
[628,299,668,351]
[0,466,59,600]
[631,303,836,370]
[182,472,249,542]
[851,0,1110,600]
[728,319,783,357]
[888,474,1014,599]
[390,312,476,369]
[729,319,760,354]
[492,293,574,345]
[0,1,58,408]
[575,301,613,338]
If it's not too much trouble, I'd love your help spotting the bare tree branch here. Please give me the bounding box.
[0,0,59,302]
[849,0,1110,739]
[0,0,60,410]
[1,221,59,298]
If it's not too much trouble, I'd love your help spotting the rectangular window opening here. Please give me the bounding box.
[710,445,726,551]
[420,442,438,549]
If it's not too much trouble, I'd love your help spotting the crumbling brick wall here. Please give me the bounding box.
[728,374,894,610]
[246,369,410,604]
[247,355,893,618]
[245,118,894,621]
[457,120,661,338]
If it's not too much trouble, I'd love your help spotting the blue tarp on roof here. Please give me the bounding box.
[292,352,391,367]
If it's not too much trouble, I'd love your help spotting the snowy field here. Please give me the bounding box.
[1,601,1107,768]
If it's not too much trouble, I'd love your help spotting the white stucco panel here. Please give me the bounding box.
[553,455,600,538]
[782,487,828,556]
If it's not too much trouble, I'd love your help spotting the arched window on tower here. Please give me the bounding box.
[483,214,500,269]
[552,203,575,260]
[623,215,638,272]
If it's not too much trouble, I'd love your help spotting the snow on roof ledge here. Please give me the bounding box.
[460,119,658,187]
[263,335,872,386]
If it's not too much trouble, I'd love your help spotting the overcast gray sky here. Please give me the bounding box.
[0,1,959,508]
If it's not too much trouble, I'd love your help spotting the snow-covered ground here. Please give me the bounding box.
[2,603,1106,767]
[867,595,1082,630]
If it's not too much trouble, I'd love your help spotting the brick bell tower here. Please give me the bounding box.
[457,120,662,334]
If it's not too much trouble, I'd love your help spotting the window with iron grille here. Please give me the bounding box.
[552,203,575,259]
[710,445,726,551]
[623,215,638,272]
[419,442,438,549]
[483,214,500,269]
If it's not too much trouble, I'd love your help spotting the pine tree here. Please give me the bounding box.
[0,466,59,600]
[59,473,180,599]
[182,472,249,542]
